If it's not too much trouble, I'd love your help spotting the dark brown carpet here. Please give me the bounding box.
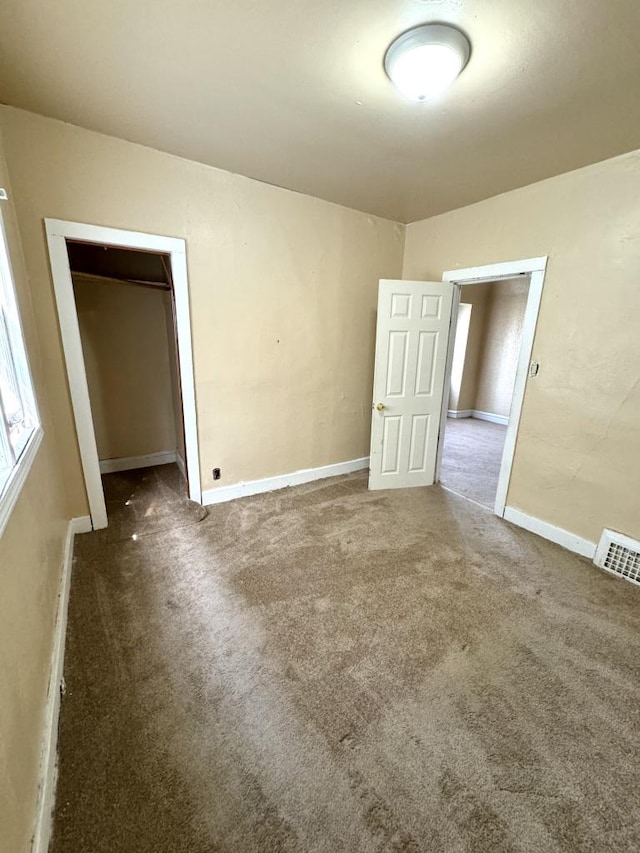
[440,417,508,509]
[52,464,640,852]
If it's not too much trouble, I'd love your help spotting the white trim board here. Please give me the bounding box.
[441,484,493,513]
[45,219,202,530]
[31,515,90,853]
[447,409,472,419]
[503,507,596,559]
[175,451,187,482]
[0,427,43,538]
[99,450,177,475]
[203,457,369,506]
[442,256,547,283]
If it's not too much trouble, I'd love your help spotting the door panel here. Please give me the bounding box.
[408,414,430,472]
[369,280,453,490]
[386,331,408,396]
[381,416,402,474]
[415,331,437,395]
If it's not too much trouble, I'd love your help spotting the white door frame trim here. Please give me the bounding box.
[439,256,547,517]
[45,219,201,529]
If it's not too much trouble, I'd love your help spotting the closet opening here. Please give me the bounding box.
[46,219,201,531]
[68,241,188,521]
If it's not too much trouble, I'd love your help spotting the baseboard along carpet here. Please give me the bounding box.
[51,464,640,852]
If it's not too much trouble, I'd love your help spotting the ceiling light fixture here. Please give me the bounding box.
[384,23,471,102]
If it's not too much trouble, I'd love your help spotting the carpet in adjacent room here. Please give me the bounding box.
[440,417,508,508]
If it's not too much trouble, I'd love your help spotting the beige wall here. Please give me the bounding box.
[0,133,71,850]
[74,275,178,461]
[450,283,491,412]
[451,279,528,417]
[0,106,405,515]
[163,291,186,466]
[404,150,640,544]
[474,279,528,418]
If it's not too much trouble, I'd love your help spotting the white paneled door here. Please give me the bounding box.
[369,280,454,490]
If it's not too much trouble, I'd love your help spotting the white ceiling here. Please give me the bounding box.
[1,0,640,222]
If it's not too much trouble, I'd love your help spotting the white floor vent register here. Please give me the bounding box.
[594,529,640,586]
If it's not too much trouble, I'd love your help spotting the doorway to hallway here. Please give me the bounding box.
[439,276,529,509]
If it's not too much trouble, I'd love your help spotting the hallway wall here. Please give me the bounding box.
[474,279,528,418]
[453,278,529,419]
[449,283,491,413]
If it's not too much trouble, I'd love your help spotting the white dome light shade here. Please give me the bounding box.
[390,43,462,100]
[384,24,471,102]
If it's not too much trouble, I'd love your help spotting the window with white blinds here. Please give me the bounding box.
[0,202,41,534]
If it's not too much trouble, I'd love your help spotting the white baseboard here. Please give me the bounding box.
[99,450,177,474]
[202,456,369,506]
[446,410,509,426]
[472,410,509,426]
[70,515,92,535]
[503,507,597,559]
[175,451,186,482]
[31,515,89,853]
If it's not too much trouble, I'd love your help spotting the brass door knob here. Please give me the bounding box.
[376,402,385,411]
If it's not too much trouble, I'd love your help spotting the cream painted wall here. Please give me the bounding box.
[163,291,186,466]
[450,283,491,412]
[0,133,71,850]
[0,107,405,515]
[475,279,528,418]
[452,280,528,417]
[404,150,640,544]
[74,275,178,461]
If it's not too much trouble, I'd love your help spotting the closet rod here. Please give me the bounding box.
[70,271,171,291]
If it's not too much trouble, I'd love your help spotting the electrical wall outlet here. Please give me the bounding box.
[213,467,221,480]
